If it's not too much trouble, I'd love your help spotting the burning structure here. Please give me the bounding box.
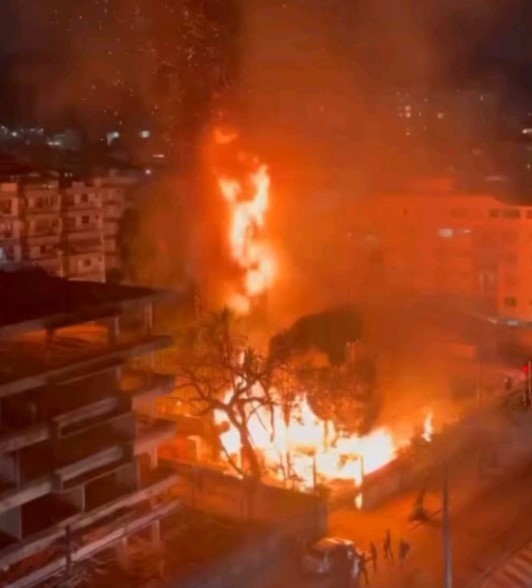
[0,269,178,586]
[163,128,435,510]
[170,309,433,510]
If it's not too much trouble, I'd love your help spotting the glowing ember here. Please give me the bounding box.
[214,129,276,313]
[422,408,434,443]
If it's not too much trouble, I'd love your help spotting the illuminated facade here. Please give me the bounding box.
[354,179,532,323]
[0,167,141,281]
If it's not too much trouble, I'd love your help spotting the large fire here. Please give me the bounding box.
[209,128,433,501]
[214,128,276,314]
[214,388,426,498]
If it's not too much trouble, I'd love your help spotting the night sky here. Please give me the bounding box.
[0,0,530,128]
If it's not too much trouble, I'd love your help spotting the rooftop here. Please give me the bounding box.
[0,268,168,334]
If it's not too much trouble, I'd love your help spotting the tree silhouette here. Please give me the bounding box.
[174,310,284,478]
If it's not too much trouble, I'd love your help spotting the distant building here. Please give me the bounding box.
[0,173,105,281]
[0,269,177,586]
[0,159,145,282]
[352,178,532,324]
[377,87,501,141]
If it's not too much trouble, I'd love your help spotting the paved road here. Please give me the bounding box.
[475,540,532,588]
[329,456,532,588]
[254,451,532,588]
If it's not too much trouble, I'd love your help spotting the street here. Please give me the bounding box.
[255,421,532,588]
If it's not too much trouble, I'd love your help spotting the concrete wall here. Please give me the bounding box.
[167,461,328,543]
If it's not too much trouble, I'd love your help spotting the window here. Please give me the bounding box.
[502,209,520,219]
[65,217,76,229]
[489,210,500,218]
[0,200,12,215]
[81,193,89,203]
[82,258,92,267]
[35,219,50,233]
[0,245,16,261]
[0,222,13,238]
[504,297,517,307]
[40,244,56,257]
[81,215,90,224]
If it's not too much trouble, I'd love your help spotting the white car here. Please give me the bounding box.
[299,536,356,577]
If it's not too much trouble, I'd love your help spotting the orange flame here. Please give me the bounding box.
[422,408,434,443]
[215,390,408,497]
[214,129,276,313]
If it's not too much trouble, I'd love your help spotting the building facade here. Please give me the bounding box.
[0,270,177,586]
[352,179,532,323]
[0,166,143,282]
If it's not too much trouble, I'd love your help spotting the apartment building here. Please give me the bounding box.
[0,163,143,281]
[352,179,532,323]
[0,268,178,586]
[62,179,105,281]
[93,167,144,275]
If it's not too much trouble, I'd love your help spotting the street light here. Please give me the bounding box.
[443,463,453,588]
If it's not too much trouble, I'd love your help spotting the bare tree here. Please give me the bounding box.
[174,309,281,479]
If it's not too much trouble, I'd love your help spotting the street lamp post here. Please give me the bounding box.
[443,463,453,588]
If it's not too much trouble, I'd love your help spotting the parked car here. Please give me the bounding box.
[299,536,356,577]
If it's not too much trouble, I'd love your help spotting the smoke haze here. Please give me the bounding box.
[235,0,525,326]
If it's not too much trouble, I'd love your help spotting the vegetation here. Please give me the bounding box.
[174,310,284,479]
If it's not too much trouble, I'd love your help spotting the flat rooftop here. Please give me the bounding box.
[0,269,168,334]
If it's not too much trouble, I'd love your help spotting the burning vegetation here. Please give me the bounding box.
[156,127,435,502]
[173,310,432,501]
[163,126,438,507]
[269,306,379,435]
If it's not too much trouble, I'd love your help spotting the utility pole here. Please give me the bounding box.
[477,361,482,409]
[443,464,453,588]
[526,359,531,408]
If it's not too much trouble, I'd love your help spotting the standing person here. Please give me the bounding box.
[399,539,410,566]
[383,529,393,560]
[369,541,378,572]
[358,552,370,586]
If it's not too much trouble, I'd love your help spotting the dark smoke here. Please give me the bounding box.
[268,305,362,366]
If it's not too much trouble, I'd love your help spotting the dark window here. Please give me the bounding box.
[502,209,520,219]
[81,215,90,224]
[0,200,12,215]
[81,193,89,203]
[489,210,499,218]
[2,245,15,261]
[504,297,517,307]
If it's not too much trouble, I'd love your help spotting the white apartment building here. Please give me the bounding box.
[62,180,106,281]
[352,179,532,324]
[0,175,105,281]
[0,161,144,282]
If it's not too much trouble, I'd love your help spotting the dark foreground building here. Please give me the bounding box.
[0,269,178,586]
